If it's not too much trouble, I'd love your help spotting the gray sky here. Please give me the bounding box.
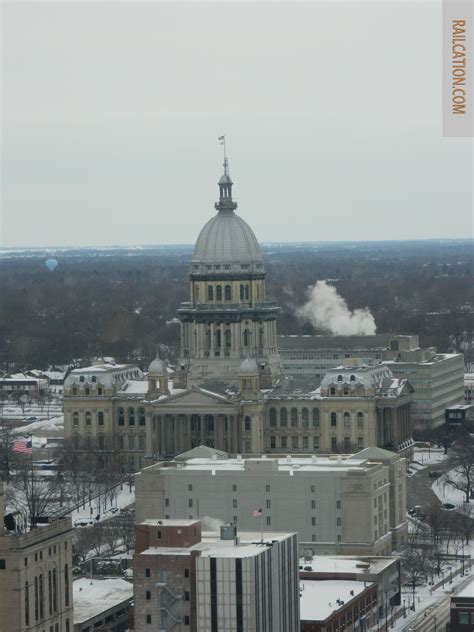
[2,1,473,248]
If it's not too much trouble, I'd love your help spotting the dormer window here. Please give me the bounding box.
[350,375,356,382]
[79,376,85,383]
[337,375,343,382]
[91,376,97,383]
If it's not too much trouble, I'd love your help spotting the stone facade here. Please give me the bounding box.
[0,485,74,632]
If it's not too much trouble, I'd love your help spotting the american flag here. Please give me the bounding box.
[252,508,262,517]
[12,438,33,455]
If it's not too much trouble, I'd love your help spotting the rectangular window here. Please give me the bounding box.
[266,516,271,526]
[311,500,316,509]
[185,591,190,601]
[459,612,469,624]
[184,615,190,625]
[331,437,337,451]
[337,517,341,526]
[146,615,152,624]
[313,436,320,450]
[188,499,193,508]
[145,568,150,578]
[281,436,287,449]
[184,568,189,578]
[188,484,193,492]
[303,436,309,450]
[266,499,271,509]
[266,484,271,492]
[311,517,316,526]
[232,484,237,492]
[165,498,169,507]
[270,436,276,449]
[157,530,161,540]
[311,485,315,493]
[0,559,5,569]
[233,499,237,508]
[292,436,298,449]
[146,591,151,600]
[336,500,341,509]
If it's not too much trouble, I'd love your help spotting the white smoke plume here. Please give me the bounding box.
[297,281,376,335]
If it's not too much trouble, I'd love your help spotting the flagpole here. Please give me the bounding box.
[260,503,263,543]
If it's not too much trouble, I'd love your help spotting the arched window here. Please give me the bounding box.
[245,285,249,300]
[118,407,125,425]
[34,576,38,621]
[73,412,79,426]
[240,284,245,300]
[312,408,320,427]
[291,408,298,427]
[85,412,92,426]
[128,408,135,426]
[350,375,356,382]
[243,329,251,347]
[269,408,277,426]
[208,286,213,301]
[330,412,337,427]
[224,285,232,301]
[244,416,251,432]
[224,329,231,348]
[302,407,309,427]
[216,285,222,301]
[216,329,222,348]
[91,376,97,383]
[98,411,104,426]
[79,376,85,383]
[357,412,364,428]
[52,568,57,612]
[337,375,343,382]
[280,408,288,427]
[39,573,44,619]
[72,387,77,396]
[344,411,350,429]
[139,407,146,426]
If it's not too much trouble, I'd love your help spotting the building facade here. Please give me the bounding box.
[63,163,414,467]
[133,519,299,632]
[0,485,74,632]
[134,447,408,555]
[279,334,464,431]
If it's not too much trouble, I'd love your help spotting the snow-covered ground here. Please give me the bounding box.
[70,484,135,526]
[432,469,469,507]
[413,448,447,466]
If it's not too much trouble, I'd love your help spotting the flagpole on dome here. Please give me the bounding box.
[218,135,228,175]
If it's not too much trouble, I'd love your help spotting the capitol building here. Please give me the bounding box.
[64,161,414,469]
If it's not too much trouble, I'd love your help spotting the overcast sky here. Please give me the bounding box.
[2,1,472,248]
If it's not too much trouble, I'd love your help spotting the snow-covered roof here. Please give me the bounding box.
[64,364,143,388]
[73,578,133,624]
[300,579,374,621]
[300,555,397,575]
[118,379,148,395]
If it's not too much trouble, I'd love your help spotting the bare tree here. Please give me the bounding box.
[102,520,123,557]
[73,528,95,565]
[455,502,474,545]
[445,432,474,503]
[9,457,63,528]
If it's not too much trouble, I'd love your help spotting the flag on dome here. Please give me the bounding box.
[12,438,33,455]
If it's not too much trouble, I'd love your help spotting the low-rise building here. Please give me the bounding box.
[449,579,474,631]
[0,484,74,632]
[300,579,378,632]
[133,519,300,632]
[299,554,401,625]
[73,577,133,632]
[135,447,408,555]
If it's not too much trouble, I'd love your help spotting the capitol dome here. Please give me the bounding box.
[193,212,263,265]
[192,161,263,273]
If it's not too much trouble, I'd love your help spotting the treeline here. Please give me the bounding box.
[0,240,472,370]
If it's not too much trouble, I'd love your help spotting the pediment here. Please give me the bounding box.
[154,386,235,408]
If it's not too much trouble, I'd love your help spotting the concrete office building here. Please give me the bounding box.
[135,447,408,555]
[133,519,299,632]
[0,485,74,632]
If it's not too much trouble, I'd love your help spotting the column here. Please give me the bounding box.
[200,415,206,445]
[210,322,215,356]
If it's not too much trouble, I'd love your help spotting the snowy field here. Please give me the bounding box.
[432,470,470,507]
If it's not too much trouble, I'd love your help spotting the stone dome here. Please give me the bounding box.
[193,211,263,265]
[148,356,167,375]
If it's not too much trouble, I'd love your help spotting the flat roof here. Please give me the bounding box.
[140,531,295,559]
[148,455,379,475]
[73,578,133,624]
[140,518,199,527]
[300,579,374,621]
[300,555,398,575]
